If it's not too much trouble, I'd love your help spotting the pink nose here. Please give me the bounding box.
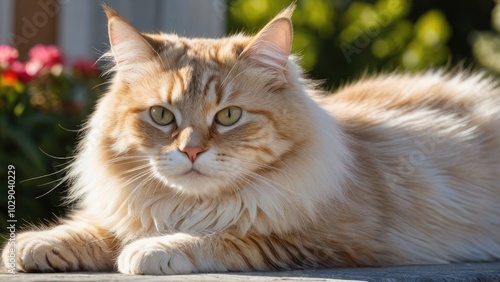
[181,147,205,162]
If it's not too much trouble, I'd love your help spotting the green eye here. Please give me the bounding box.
[150,106,175,126]
[215,106,242,126]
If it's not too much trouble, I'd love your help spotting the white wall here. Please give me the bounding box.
[58,0,227,62]
[0,0,14,44]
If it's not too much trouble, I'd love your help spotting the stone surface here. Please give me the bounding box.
[1,262,500,281]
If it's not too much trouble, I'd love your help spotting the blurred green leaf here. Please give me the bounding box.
[472,1,500,75]
[227,0,493,87]
[0,47,102,243]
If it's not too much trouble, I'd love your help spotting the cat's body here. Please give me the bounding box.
[3,6,500,274]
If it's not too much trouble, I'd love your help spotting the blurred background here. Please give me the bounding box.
[1,0,499,237]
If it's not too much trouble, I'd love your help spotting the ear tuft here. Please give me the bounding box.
[102,4,120,21]
[241,4,295,71]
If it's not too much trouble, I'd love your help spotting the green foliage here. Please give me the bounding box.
[229,0,336,71]
[0,46,102,237]
[228,0,491,89]
[472,1,500,75]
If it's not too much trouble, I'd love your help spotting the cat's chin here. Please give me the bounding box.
[159,171,228,196]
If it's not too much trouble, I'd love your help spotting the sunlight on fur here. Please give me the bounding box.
[2,4,500,275]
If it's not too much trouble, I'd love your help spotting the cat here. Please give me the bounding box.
[3,4,500,275]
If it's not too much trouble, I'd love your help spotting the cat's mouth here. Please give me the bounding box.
[150,157,229,194]
[184,168,206,176]
[161,166,226,195]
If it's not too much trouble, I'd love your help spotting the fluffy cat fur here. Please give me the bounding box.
[3,5,500,275]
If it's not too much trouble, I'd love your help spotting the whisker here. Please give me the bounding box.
[35,175,70,199]
[118,163,151,174]
[227,165,281,191]
[35,177,68,187]
[112,173,160,214]
[121,170,152,187]
[52,161,73,168]
[39,147,75,160]
[105,158,150,166]
[90,79,113,92]
[220,58,241,87]
[152,177,165,195]
[58,124,83,133]
[226,163,309,202]
[20,169,67,184]
[224,155,297,180]
[221,69,247,90]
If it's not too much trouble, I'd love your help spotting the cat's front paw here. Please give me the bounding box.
[117,234,198,275]
[2,231,79,272]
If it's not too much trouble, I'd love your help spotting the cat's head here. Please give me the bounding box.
[92,5,313,196]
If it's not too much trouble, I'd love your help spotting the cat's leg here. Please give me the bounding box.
[117,232,350,275]
[1,215,117,272]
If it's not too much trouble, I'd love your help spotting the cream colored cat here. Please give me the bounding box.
[3,5,500,275]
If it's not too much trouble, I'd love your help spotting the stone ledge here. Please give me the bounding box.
[1,262,499,281]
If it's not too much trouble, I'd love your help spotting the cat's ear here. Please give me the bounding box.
[241,4,295,71]
[104,5,156,77]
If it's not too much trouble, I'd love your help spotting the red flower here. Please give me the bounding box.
[0,45,19,68]
[10,61,35,82]
[72,59,100,77]
[1,70,19,86]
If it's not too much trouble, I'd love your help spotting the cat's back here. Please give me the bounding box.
[323,71,500,149]
[325,71,500,120]
[318,71,500,263]
[321,70,500,194]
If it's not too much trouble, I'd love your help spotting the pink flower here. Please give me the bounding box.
[0,45,19,68]
[10,61,35,82]
[24,45,64,77]
[28,44,63,68]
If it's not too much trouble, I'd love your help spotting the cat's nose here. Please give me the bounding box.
[180,147,205,162]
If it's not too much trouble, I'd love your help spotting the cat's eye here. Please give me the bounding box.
[215,106,242,126]
[150,106,175,126]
